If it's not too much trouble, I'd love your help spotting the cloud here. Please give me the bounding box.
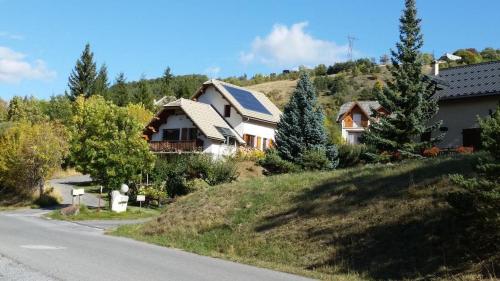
[0,31,24,40]
[0,46,56,83]
[240,22,351,68]
[204,66,221,78]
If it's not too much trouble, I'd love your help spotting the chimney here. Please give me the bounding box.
[432,60,440,76]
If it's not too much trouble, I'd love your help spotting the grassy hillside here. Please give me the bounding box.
[113,154,497,280]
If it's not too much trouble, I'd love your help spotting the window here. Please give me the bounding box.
[224,105,231,117]
[353,113,362,127]
[243,134,255,147]
[163,129,180,141]
[225,136,236,146]
[181,128,198,141]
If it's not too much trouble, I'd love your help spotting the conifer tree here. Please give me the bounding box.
[275,72,328,163]
[67,44,97,101]
[134,77,154,111]
[94,64,109,98]
[110,72,130,107]
[362,0,442,157]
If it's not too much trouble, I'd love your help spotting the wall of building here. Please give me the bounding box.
[431,95,499,148]
[151,114,195,141]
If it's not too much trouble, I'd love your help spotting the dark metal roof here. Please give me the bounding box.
[435,60,500,100]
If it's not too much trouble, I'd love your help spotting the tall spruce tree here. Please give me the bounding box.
[110,72,130,106]
[94,64,109,98]
[134,77,154,111]
[362,0,442,157]
[275,72,328,163]
[67,44,97,101]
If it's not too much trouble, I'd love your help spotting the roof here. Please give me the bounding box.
[336,101,382,122]
[193,79,281,124]
[147,98,244,144]
[435,60,500,100]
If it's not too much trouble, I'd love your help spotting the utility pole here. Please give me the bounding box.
[347,35,358,61]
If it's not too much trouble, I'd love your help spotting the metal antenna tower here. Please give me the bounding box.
[347,35,358,61]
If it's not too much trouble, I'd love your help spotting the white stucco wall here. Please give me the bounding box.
[151,114,195,141]
[431,95,499,148]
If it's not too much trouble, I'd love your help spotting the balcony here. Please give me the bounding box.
[149,140,203,153]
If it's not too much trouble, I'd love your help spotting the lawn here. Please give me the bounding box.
[112,154,497,281]
[47,205,161,221]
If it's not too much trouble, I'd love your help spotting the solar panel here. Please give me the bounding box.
[222,85,271,115]
[215,126,235,137]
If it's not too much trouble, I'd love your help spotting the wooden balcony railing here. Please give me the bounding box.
[149,140,202,153]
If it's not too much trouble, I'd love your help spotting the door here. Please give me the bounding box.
[462,128,481,149]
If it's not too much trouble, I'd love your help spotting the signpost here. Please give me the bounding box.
[71,188,85,205]
[98,186,103,212]
[136,195,145,211]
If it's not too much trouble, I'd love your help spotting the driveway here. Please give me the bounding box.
[50,175,102,208]
[0,209,312,281]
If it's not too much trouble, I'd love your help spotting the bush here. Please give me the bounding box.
[455,146,474,154]
[204,158,239,185]
[258,149,299,175]
[301,148,332,170]
[236,147,265,161]
[34,186,62,208]
[423,146,440,157]
[338,144,368,168]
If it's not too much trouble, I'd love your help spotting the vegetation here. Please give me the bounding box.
[48,205,160,221]
[446,106,500,266]
[0,121,69,197]
[70,96,154,189]
[274,72,338,169]
[113,154,495,280]
[67,43,99,101]
[362,0,441,158]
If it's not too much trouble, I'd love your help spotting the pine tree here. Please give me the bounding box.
[162,67,175,96]
[134,77,154,111]
[275,72,328,163]
[362,0,442,157]
[94,64,109,98]
[67,44,97,101]
[110,72,130,107]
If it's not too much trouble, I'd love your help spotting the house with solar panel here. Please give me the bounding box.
[143,79,282,157]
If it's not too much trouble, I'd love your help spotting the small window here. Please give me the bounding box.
[163,129,180,141]
[224,105,231,117]
[189,128,198,140]
[225,136,236,146]
[243,134,255,147]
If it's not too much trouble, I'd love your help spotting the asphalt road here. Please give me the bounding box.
[50,175,102,208]
[0,209,312,281]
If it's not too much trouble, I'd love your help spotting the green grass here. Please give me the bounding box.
[111,154,496,281]
[47,205,161,221]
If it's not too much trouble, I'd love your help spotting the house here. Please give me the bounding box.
[143,79,282,156]
[336,101,385,144]
[429,60,500,149]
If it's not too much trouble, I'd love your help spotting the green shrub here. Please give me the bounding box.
[205,157,239,185]
[338,144,368,168]
[34,186,62,208]
[301,148,332,171]
[258,149,299,175]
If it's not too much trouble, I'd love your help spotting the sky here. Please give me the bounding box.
[1,0,500,100]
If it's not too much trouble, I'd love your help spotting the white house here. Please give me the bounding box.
[336,101,385,144]
[143,79,282,157]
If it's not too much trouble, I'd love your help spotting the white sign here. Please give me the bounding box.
[136,195,146,202]
[72,188,84,196]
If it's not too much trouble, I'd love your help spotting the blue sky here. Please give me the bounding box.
[1,0,500,100]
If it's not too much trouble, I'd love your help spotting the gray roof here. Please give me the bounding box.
[436,60,500,100]
[336,101,381,121]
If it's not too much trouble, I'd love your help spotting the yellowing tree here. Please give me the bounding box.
[0,122,69,197]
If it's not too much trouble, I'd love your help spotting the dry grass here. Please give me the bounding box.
[112,154,497,280]
[51,168,82,179]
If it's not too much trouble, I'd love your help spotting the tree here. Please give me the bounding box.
[453,49,482,65]
[480,47,500,61]
[314,64,327,76]
[134,77,154,111]
[162,67,174,97]
[361,0,442,157]
[7,96,48,123]
[380,54,390,65]
[110,72,130,106]
[0,122,68,196]
[275,72,328,163]
[94,64,109,98]
[70,96,154,189]
[46,95,73,125]
[67,43,97,101]
[0,98,7,122]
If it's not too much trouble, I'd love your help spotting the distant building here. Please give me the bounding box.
[336,101,386,144]
[143,79,281,157]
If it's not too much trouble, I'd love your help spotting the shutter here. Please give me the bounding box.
[257,137,262,150]
[181,128,188,141]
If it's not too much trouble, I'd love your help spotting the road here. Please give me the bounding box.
[50,175,102,207]
[0,208,312,281]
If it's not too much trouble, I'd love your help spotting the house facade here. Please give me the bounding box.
[430,60,500,149]
[336,101,384,144]
[143,79,282,157]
